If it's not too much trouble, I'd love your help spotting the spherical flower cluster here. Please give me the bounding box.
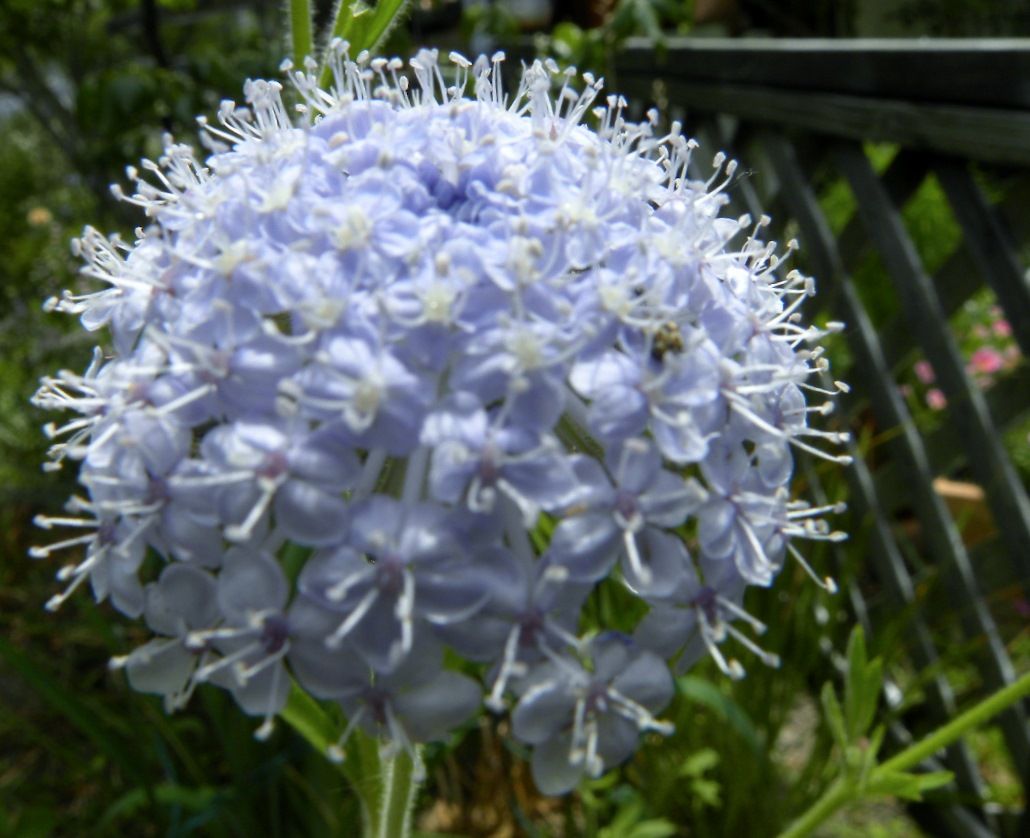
[33,45,848,795]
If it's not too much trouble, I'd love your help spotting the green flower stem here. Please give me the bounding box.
[377,747,421,838]
[779,779,852,838]
[779,669,1030,838]
[879,669,1030,774]
[288,0,314,66]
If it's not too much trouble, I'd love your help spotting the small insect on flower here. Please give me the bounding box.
[33,42,848,794]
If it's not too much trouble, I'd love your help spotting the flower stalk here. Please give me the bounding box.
[288,0,314,67]
[377,746,420,838]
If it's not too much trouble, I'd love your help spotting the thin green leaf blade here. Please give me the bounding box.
[868,770,954,802]
[0,636,149,780]
[843,626,882,741]
[677,676,762,754]
[361,0,411,52]
[820,681,849,751]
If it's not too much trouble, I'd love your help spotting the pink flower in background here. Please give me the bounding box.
[969,347,1004,375]
[926,389,947,411]
[914,360,935,384]
[993,319,1012,338]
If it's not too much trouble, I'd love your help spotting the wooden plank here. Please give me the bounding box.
[617,37,1030,109]
[762,133,1029,781]
[935,161,1030,360]
[833,142,1030,586]
[621,78,1030,167]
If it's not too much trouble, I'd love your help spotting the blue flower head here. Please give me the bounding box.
[33,44,848,794]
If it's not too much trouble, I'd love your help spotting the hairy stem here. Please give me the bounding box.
[377,747,420,838]
[288,0,314,65]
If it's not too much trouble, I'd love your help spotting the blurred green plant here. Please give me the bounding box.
[781,628,1030,838]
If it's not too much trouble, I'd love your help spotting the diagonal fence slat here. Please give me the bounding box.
[935,160,1030,360]
[695,133,991,813]
[613,38,1030,831]
[876,176,1030,370]
[759,132,999,825]
[769,131,1030,821]
[833,142,1030,587]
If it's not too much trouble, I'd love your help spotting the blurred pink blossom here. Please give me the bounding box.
[914,360,935,384]
[970,347,1004,375]
[993,318,1012,338]
[926,388,947,410]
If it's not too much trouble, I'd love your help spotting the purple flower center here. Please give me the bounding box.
[518,609,545,647]
[258,451,289,480]
[261,614,290,654]
[692,586,720,624]
[375,554,406,596]
[614,489,640,523]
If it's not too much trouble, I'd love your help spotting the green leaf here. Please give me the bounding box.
[867,770,953,802]
[679,747,719,777]
[626,822,678,838]
[820,681,848,751]
[99,782,218,827]
[280,681,339,754]
[281,541,313,590]
[677,676,762,754]
[0,636,150,782]
[843,626,883,741]
[325,0,410,57]
[360,0,411,51]
[691,778,722,808]
[279,682,382,831]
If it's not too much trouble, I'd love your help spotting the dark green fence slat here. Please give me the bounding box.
[837,450,986,798]
[762,132,1029,789]
[619,75,1030,166]
[833,142,1030,585]
[935,160,1030,360]
[836,150,930,272]
[876,177,1030,368]
[758,132,989,806]
[619,37,1030,109]
[759,133,990,802]
[630,38,1030,830]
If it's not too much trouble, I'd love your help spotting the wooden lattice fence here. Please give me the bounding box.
[612,38,1030,838]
